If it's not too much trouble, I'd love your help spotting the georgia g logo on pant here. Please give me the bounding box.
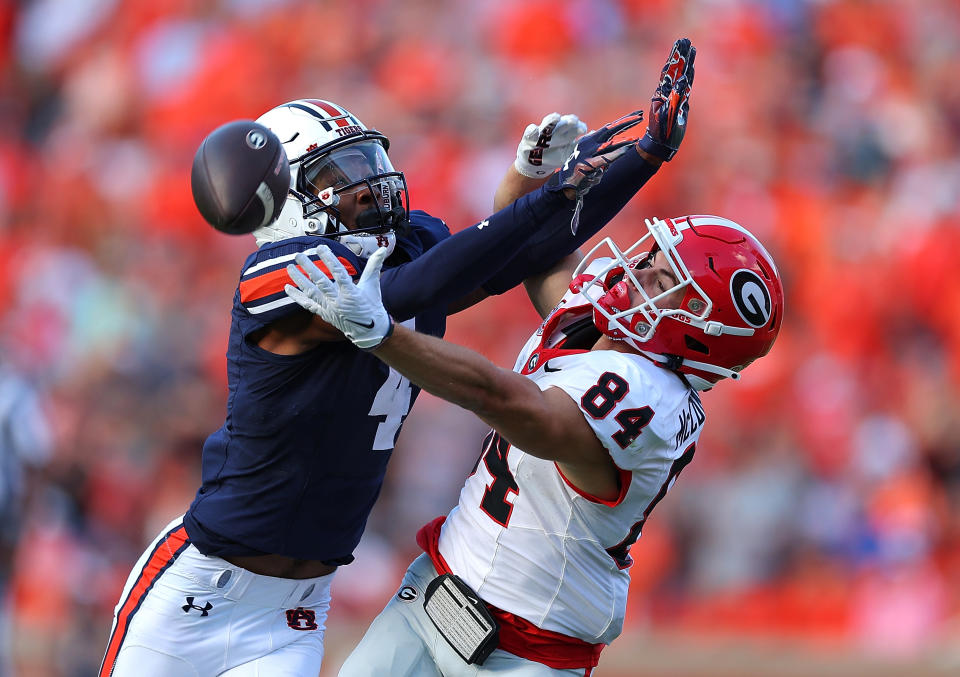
[285,607,318,631]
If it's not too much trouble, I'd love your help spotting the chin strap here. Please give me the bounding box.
[677,356,741,382]
[253,194,327,247]
[692,320,754,337]
[629,346,741,389]
[336,231,397,259]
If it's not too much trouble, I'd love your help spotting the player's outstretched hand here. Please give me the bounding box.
[639,38,696,162]
[514,112,588,179]
[548,111,646,233]
[556,112,646,194]
[285,246,393,350]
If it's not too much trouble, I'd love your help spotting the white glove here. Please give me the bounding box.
[284,246,393,350]
[514,112,588,179]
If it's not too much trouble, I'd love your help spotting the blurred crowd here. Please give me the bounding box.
[1,0,960,674]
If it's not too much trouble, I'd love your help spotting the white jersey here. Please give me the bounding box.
[437,262,705,645]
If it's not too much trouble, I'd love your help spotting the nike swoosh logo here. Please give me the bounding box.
[543,361,561,373]
[346,318,376,329]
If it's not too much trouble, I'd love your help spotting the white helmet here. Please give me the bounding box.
[252,99,409,258]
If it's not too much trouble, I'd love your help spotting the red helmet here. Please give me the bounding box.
[575,215,784,389]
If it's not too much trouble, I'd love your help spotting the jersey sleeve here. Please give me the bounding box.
[378,189,567,321]
[390,210,451,262]
[236,237,361,328]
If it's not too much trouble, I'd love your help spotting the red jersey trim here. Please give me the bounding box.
[555,464,632,507]
[239,258,357,304]
[416,517,605,669]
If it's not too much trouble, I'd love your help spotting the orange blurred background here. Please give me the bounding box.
[1,0,959,675]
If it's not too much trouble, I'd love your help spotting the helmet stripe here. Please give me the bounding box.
[312,100,351,127]
[286,102,333,131]
[322,100,357,124]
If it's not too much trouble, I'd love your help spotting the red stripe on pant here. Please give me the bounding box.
[99,526,190,677]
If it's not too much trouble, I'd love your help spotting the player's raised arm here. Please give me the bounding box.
[482,38,697,316]
[259,38,695,353]
[375,139,626,321]
[386,32,698,323]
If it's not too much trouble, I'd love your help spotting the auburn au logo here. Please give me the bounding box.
[285,607,318,631]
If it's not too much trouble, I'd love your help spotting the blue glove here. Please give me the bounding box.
[639,38,696,161]
[551,111,646,196]
[547,112,646,233]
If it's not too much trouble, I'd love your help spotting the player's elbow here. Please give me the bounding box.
[469,385,514,422]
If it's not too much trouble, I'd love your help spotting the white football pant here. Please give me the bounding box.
[338,554,591,676]
[100,516,334,676]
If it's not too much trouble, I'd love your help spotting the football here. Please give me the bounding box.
[191,119,291,235]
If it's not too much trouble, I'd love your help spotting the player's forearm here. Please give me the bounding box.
[372,324,514,413]
[493,166,550,212]
[371,324,544,442]
[522,250,584,318]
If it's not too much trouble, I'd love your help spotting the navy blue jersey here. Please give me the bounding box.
[184,211,449,563]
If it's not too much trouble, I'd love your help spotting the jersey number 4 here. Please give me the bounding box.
[606,441,695,569]
[472,431,517,527]
[369,319,415,451]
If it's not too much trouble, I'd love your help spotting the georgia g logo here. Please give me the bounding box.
[397,586,419,602]
[730,269,772,328]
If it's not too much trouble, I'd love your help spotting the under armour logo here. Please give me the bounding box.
[563,147,580,172]
[477,220,489,230]
[182,597,213,616]
[285,607,318,631]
